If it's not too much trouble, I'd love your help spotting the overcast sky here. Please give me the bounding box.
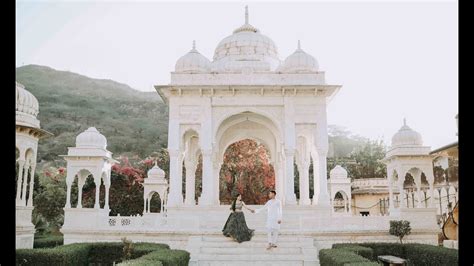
[16,0,458,149]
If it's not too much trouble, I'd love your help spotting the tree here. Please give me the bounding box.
[327,125,387,179]
[32,167,67,235]
[348,139,387,179]
[389,220,411,243]
[219,139,275,204]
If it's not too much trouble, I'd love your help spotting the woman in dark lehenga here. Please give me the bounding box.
[222,194,255,243]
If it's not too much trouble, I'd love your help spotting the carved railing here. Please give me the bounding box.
[108,215,144,228]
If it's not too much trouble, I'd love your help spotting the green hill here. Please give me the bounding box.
[16,65,169,166]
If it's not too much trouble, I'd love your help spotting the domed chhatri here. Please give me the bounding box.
[16,82,40,128]
[147,161,166,180]
[329,165,348,179]
[75,127,107,149]
[211,6,280,72]
[175,40,211,73]
[278,41,319,73]
[391,118,423,147]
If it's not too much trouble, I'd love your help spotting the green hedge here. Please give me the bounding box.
[332,243,374,260]
[33,235,64,249]
[16,242,177,266]
[87,242,125,265]
[120,249,190,266]
[130,242,170,259]
[327,243,458,266]
[17,243,90,266]
[343,262,379,266]
[403,243,458,266]
[319,249,374,266]
[118,259,163,266]
[358,242,405,261]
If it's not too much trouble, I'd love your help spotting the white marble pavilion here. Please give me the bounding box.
[16,7,444,265]
[156,6,339,209]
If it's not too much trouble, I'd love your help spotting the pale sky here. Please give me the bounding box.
[16,0,458,149]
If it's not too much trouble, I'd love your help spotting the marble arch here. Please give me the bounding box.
[214,111,282,201]
[215,111,281,163]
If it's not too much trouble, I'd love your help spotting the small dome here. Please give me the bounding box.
[147,162,166,179]
[391,119,423,147]
[175,41,211,73]
[277,41,318,73]
[75,127,107,149]
[330,165,348,179]
[16,82,41,128]
[211,6,280,72]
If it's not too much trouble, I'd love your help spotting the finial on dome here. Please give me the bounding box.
[245,5,249,24]
[297,40,301,50]
[192,40,196,50]
[403,117,406,126]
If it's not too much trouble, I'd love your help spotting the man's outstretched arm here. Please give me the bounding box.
[254,201,269,214]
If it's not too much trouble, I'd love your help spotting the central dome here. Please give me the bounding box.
[211,6,280,72]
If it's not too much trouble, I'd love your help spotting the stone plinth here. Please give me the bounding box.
[16,206,35,249]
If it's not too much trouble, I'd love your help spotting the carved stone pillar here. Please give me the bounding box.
[21,163,30,206]
[104,183,110,210]
[388,175,395,213]
[199,149,214,206]
[27,164,36,207]
[311,151,320,205]
[65,178,72,208]
[297,162,311,205]
[284,148,297,205]
[184,160,197,205]
[316,148,330,206]
[77,177,85,208]
[167,149,183,207]
[94,177,101,209]
[16,160,25,205]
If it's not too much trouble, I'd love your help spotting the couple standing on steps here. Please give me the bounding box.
[222,190,282,250]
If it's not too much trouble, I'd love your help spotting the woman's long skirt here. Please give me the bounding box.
[222,211,255,243]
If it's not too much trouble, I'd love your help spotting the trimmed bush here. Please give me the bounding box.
[344,262,379,266]
[389,220,411,244]
[358,242,406,261]
[332,243,374,260]
[118,259,164,266]
[319,248,373,266]
[404,243,458,266]
[129,249,190,266]
[33,235,64,249]
[16,242,175,266]
[333,242,458,266]
[88,242,125,264]
[16,243,90,266]
[130,242,170,259]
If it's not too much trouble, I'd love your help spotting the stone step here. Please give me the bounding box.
[193,260,316,266]
[200,247,303,255]
[201,236,304,242]
[195,254,318,261]
[198,241,314,248]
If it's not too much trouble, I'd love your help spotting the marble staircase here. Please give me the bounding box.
[187,234,319,266]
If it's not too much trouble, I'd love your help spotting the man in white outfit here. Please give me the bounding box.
[252,190,282,250]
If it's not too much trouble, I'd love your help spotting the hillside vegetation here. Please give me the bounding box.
[16,65,168,166]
